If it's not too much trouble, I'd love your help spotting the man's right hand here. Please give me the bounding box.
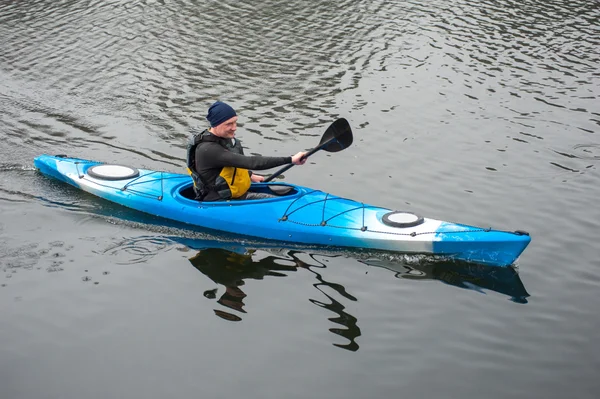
[291,152,308,165]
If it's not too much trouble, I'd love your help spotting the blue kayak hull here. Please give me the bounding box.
[33,154,530,267]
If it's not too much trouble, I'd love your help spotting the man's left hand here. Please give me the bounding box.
[251,174,265,183]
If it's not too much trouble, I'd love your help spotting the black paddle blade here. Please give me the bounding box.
[263,118,353,182]
[319,118,353,153]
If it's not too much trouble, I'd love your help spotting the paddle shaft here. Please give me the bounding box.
[264,141,328,182]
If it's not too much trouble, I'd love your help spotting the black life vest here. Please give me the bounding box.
[186,129,251,200]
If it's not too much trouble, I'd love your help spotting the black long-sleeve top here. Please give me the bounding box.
[194,135,291,200]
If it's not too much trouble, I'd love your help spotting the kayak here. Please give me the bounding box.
[33,154,531,267]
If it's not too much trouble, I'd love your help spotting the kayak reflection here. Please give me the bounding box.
[178,237,529,353]
[187,245,362,351]
[360,257,530,304]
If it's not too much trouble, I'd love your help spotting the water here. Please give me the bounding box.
[1,0,599,398]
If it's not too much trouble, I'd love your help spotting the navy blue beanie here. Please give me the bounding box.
[206,101,237,127]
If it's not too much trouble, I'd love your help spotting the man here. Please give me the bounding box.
[186,101,307,201]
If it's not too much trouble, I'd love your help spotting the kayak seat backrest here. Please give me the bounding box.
[267,185,295,196]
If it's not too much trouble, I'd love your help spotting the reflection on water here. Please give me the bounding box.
[100,234,530,351]
[188,246,362,351]
[189,248,296,320]
[304,259,362,352]
[168,237,529,351]
[361,257,530,304]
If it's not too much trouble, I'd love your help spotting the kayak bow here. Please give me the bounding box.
[33,154,530,267]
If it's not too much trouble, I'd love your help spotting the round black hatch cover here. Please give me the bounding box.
[382,211,424,228]
[87,164,140,180]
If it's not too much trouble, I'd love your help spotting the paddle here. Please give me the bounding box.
[264,118,353,182]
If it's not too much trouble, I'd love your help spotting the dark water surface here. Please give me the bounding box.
[1,0,599,398]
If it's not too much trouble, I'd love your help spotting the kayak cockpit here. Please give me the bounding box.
[178,182,299,202]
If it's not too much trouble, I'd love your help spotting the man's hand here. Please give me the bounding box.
[251,174,265,183]
[291,152,308,165]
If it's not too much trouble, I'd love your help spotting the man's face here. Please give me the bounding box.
[211,116,238,139]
